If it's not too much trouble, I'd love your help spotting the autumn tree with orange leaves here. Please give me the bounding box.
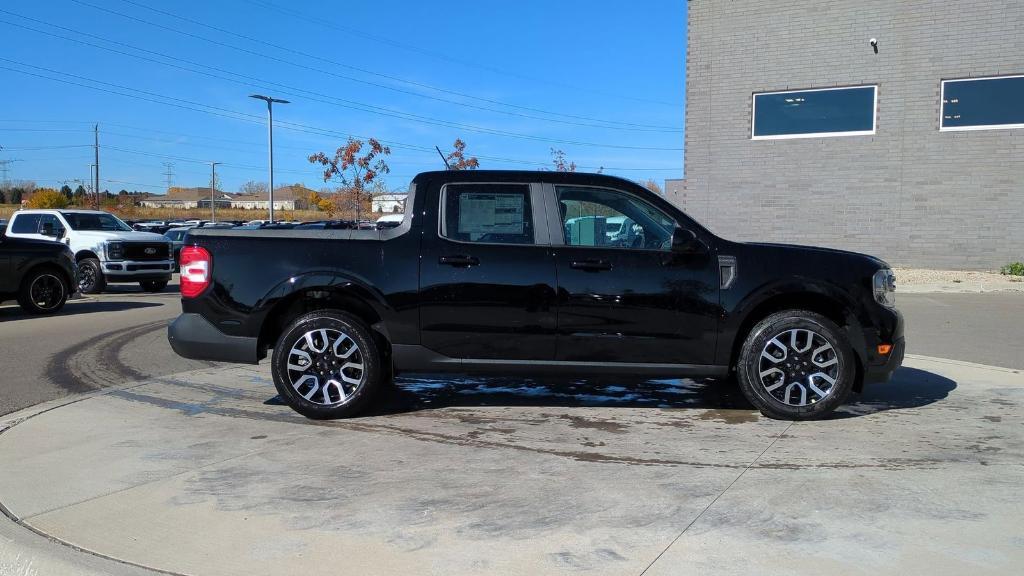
[309,137,391,222]
[550,148,576,172]
[445,139,480,170]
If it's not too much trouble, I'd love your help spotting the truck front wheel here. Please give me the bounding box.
[77,258,106,294]
[270,310,382,419]
[736,310,855,420]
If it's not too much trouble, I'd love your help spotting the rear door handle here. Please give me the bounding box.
[570,259,612,272]
[439,255,480,267]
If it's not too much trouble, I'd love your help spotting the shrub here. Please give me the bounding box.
[1000,262,1024,276]
[26,188,70,209]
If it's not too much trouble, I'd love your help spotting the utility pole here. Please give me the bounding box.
[94,123,100,209]
[0,158,21,191]
[162,162,175,193]
[209,161,221,223]
[249,94,289,223]
[89,164,96,208]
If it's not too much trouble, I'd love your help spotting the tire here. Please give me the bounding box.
[140,280,168,292]
[77,258,105,294]
[736,310,855,420]
[17,267,69,314]
[271,310,381,419]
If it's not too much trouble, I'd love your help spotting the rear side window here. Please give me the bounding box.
[440,183,534,245]
[10,214,41,234]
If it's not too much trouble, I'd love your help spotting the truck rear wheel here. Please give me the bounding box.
[270,310,381,419]
[736,310,855,420]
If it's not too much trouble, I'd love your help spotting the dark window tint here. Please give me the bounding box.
[10,214,41,234]
[63,212,132,231]
[556,186,676,251]
[753,86,876,138]
[441,184,534,245]
[37,214,64,236]
[942,76,1024,129]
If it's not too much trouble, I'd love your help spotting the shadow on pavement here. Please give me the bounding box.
[838,366,957,417]
[339,365,957,420]
[0,299,164,320]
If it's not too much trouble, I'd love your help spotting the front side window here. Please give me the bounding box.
[10,214,42,234]
[556,186,676,251]
[440,183,534,245]
[752,85,877,139]
[37,214,65,236]
[941,75,1024,131]
[63,212,132,232]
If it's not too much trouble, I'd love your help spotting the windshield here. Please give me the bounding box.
[63,212,133,232]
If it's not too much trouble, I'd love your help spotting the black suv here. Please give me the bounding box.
[1,226,77,314]
[168,171,904,421]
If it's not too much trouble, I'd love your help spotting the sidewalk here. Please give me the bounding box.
[1,356,1021,575]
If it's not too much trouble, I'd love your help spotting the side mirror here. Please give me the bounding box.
[671,227,706,254]
[40,222,57,237]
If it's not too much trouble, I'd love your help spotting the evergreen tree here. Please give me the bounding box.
[60,184,73,200]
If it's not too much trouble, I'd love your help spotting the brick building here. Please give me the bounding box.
[680,0,1023,269]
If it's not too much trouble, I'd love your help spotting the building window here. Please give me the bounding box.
[752,85,877,140]
[941,75,1024,131]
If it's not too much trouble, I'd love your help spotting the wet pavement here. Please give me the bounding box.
[0,355,1020,575]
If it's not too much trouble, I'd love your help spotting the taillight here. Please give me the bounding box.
[179,246,211,298]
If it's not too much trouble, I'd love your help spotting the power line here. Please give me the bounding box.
[242,0,681,109]
[0,13,683,145]
[0,57,681,151]
[64,1,682,132]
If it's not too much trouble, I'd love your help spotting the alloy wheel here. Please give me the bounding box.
[758,328,840,406]
[286,328,365,406]
[78,265,96,292]
[29,273,64,310]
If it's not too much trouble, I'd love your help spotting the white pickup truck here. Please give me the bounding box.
[5,209,174,293]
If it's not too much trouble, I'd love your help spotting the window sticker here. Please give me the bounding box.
[458,193,525,235]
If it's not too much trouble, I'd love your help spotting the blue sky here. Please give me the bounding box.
[0,0,686,195]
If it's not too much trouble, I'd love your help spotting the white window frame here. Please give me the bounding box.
[751,85,878,140]
[939,74,1024,132]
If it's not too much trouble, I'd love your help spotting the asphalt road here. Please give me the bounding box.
[899,292,1024,370]
[1,288,1021,417]
[0,279,215,416]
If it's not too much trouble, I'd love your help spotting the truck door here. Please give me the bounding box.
[418,181,558,360]
[549,184,720,365]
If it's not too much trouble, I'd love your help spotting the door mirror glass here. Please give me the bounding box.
[671,227,705,254]
[40,222,57,237]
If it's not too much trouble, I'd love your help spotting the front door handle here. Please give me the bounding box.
[439,254,480,267]
[570,259,612,272]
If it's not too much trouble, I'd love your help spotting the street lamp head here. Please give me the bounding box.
[249,94,290,105]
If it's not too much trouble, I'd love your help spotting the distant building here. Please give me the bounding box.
[139,187,231,209]
[682,0,1024,269]
[372,193,407,214]
[230,184,313,211]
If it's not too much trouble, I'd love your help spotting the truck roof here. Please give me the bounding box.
[412,170,642,188]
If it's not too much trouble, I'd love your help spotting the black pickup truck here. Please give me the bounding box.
[0,226,77,314]
[168,170,903,420]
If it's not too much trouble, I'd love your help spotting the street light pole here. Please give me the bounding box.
[249,94,289,223]
[209,161,221,223]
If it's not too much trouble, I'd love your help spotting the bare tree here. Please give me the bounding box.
[239,180,269,196]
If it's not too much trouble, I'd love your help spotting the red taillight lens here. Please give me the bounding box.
[179,246,211,298]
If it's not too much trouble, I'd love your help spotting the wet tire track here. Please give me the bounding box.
[45,320,212,392]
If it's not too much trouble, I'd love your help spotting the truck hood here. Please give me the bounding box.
[74,230,169,243]
[742,241,890,268]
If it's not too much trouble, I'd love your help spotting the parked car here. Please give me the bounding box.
[294,220,356,230]
[163,227,193,271]
[0,225,77,314]
[375,214,403,229]
[5,209,174,294]
[169,170,903,421]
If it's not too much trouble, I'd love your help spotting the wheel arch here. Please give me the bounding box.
[19,261,74,294]
[75,249,100,263]
[257,281,391,366]
[726,284,866,392]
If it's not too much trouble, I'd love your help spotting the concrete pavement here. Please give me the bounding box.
[1,355,1020,575]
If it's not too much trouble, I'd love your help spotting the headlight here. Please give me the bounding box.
[106,241,125,261]
[872,268,896,308]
